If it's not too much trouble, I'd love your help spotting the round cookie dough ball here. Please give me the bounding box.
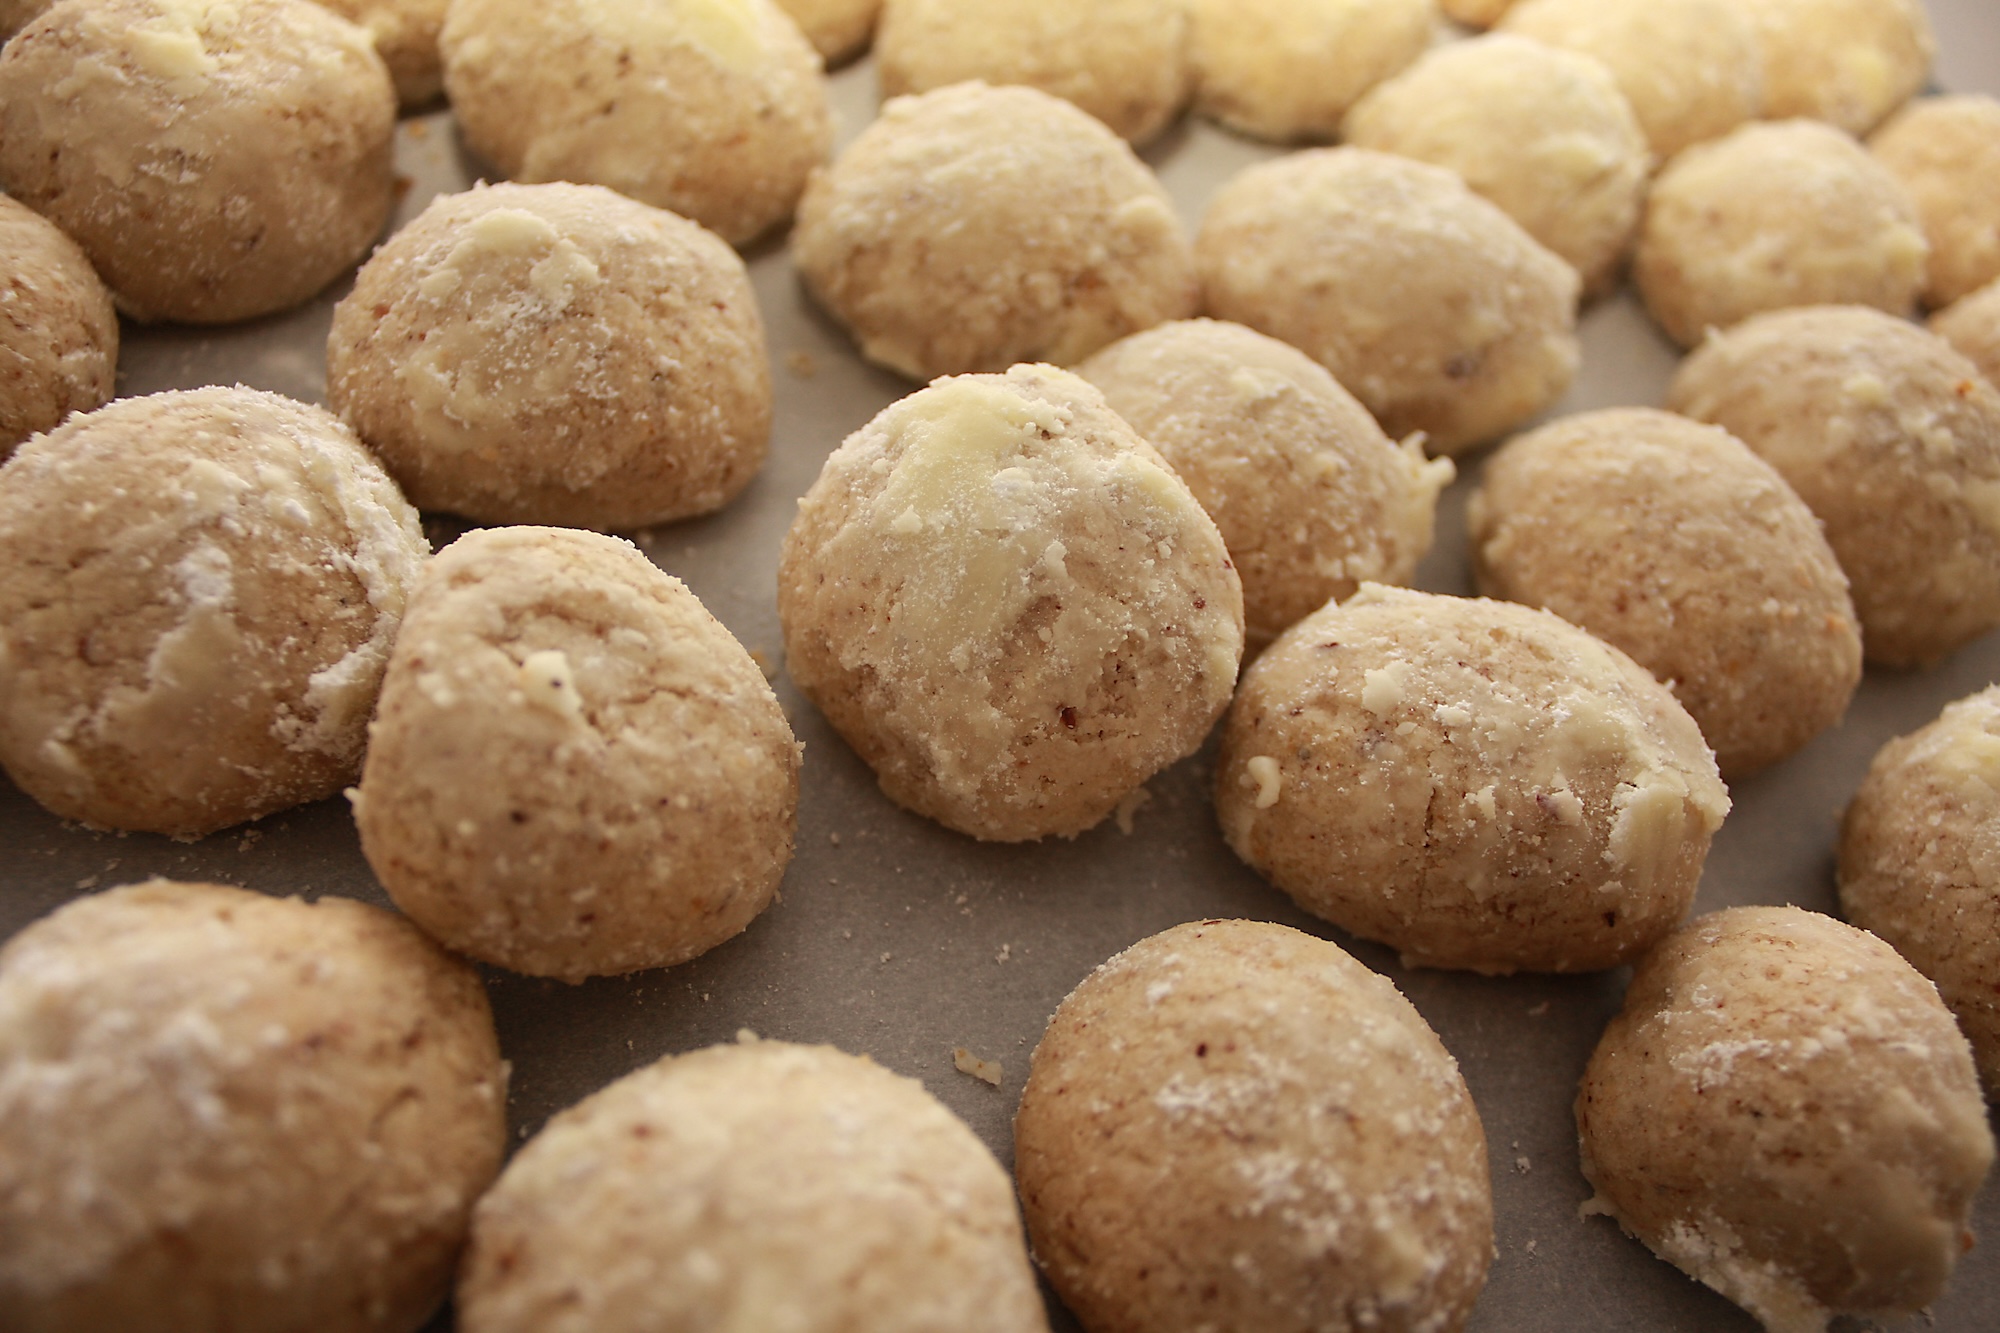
[1634,119,1928,348]
[1217,586,1729,973]
[1668,305,2000,667]
[1576,906,1993,1331]
[793,82,1197,381]
[1015,919,1493,1333]
[1468,408,1862,778]
[0,387,428,837]
[775,0,877,64]
[1198,148,1580,457]
[1870,94,2000,310]
[1933,277,2000,390]
[440,0,831,246]
[0,879,508,1333]
[317,0,447,106]
[1077,318,1455,645]
[460,1040,1049,1333]
[328,182,770,531]
[778,364,1243,842]
[354,526,800,981]
[0,0,395,324]
[1187,0,1433,144]
[0,196,117,457]
[1746,0,1934,136]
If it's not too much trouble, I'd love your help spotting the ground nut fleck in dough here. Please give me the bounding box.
[778,364,1243,842]
[1217,586,1728,974]
[0,880,508,1333]
[1576,906,1993,1333]
[1186,0,1433,144]
[1870,94,2000,310]
[1014,919,1494,1333]
[1933,277,2000,390]
[0,197,117,457]
[316,0,447,106]
[775,0,877,63]
[460,1041,1049,1333]
[1745,0,1934,136]
[1668,305,2000,668]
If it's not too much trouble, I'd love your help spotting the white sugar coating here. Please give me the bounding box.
[793,81,1197,381]
[1187,0,1433,143]
[1933,277,2000,391]
[1577,906,1993,1332]
[1015,919,1493,1333]
[1746,0,1933,136]
[0,0,395,325]
[775,0,877,62]
[459,1041,1048,1333]
[0,880,507,1333]
[1870,94,2000,310]
[778,364,1243,842]
[440,0,831,246]
[317,0,447,106]
[0,196,117,457]
[1217,586,1728,974]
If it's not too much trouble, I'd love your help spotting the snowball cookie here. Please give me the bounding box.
[1668,306,2000,668]
[354,527,800,981]
[0,196,117,458]
[1468,408,1862,778]
[1871,95,2000,310]
[1218,586,1729,973]
[0,0,395,324]
[1576,906,1994,1332]
[778,364,1243,842]
[1343,35,1649,297]
[793,82,1197,381]
[1746,0,1934,136]
[1187,0,1433,144]
[440,0,831,247]
[1014,919,1493,1333]
[775,0,877,64]
[1634,120,1928,348]
[1077,319,1455,645]
[1933,277,2000,391]
[460,1040,1049,1333]
[316,0,447,106]
[0,387,428,838]
[1198,148,1580,457]
[328,182,770,531]
[0,879,508,1333]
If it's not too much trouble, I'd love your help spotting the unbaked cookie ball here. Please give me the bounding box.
[317,0,447,106]
[0,197,116,457]
[1198,148,1580,456]
[440,0,831,246]
[1469,408,1861,778]
[328,182,770,531]
[1217,586,1729,973]
[1746,0,1934,136]
[0,879,507,1333]
[1077,319,1455,645]
[354,526,800,982]
[793,82,1197,381]
[778,364,1243,842]
[775,0,877,64]
[1015,919,1493,1333]
[1668,305,2000,667]
[460,1040,1048,1333]
[1933,277,2000,390]
[1187,0,1433,144]
[1634,119,1928,348]
[1871,94,2000,310]
[1576,906,1993,1332]
[0,0,395,324]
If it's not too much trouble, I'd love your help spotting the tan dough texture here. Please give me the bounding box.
[1576,905,1994,1333]
[327,182,770,531]
[0,196,117,457]
[0,880,508,1333]
[1746,0,1934,136]
[1933,277,2000,390]
[1468,407,1861,779]
[1198,148,1580,457]
[460,1040,1049,1333]
[0,0,395,324]
[1014,919,1493,1333]
[793,82,1197,381]
[1077,319,1454,645]
[0,387,428,838]
[1870,94,2000,310]
[316,0,447,106]
[1217,586,1729,974]
[774,0,877,63]
[1186,0,1433,144]
[440,0,831,246]
[778,364,1243,842]
[354,526,800,982]
[1438,0,1509,26]
[1667,305,2000,667]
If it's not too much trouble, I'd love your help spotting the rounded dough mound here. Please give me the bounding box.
[1187,0,1433,144]
[1576,906,1993,1332]
[1438,0,1509,26]
[328,182,770,531]
[1667,305,2000,668]
[0,196,117,457]
[440,0,831,246]
[1468,407,1861,779]
[1198,148,1580,457]
[1870,94,2000,310]
[355,526,800,982]
[1932,277,2000,391]
[774,0,877,63]
[0,387,428,838]
[1746,0,1934,136]
[778,364,1244,842]
[317,0,447,106]
[1634,119,1928,348]
[793,82,1197,381]
[1014,919,1493,1333]
[1217,586,1729,974]
[0,880,507,1333]
[1077,318,1455,645]
[460,1040,1049,1333]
